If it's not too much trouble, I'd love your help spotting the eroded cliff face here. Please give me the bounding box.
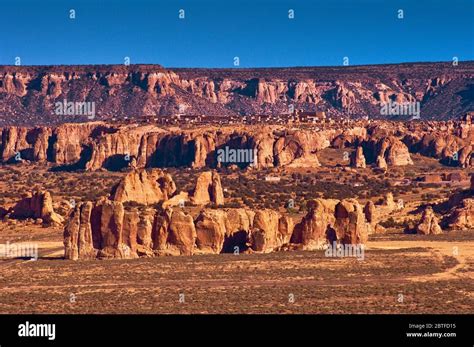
[64,197,374,260]
[1,120,473,170]
[403,131,474,168]
[1,62,472,125]
[0,123,336,170]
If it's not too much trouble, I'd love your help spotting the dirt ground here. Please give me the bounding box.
[1,233,472,314]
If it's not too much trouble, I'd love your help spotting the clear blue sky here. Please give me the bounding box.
[0,0,473,67]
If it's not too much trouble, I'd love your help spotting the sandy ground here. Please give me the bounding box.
[367,240,474,283]
[0,238,472,314]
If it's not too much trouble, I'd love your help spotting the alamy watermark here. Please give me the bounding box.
[217,146,258,166]
[380,101,420,118]
[0,241,38,260]
[18,321,55,341]
[324,241,365,261]
[54,99,96,119]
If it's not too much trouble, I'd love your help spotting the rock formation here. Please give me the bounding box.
[96,199,132,259]
[364,201,377,225]
[447,199,474,230]
[64,199,198,259]
[383,137,413,166]
[195,207,292,254]
[65,202,256,259]
[65,199,133,259]
[251,210,294,253]
[194,209,228,254]
[1,118,472,172]
[364,136,413,167]
[110,168,176,205]
[52,123,103,166]
[291,198,371,250]
[403,130,474,168]
[193,208,262,254]
[11,190,64,226]
[334,199,370,244]
[416,206,443,235]
[162,191,189,209]
[437,176,474,231]
[65,188,379,260]
[2,63,470,127]
[160,210,197,256]
[273,131,322,168]
[64,195,375,260]
[221,208,255,253]
[63,201,96,260]
[375,155,388,170]
[350,146,366,168]
[291,199,338,250]
[364,200,384,234]
[190,171,225,205]
[135,209,155,256]
[379,192,397,212]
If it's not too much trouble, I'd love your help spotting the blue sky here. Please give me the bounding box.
[0,0,473,67]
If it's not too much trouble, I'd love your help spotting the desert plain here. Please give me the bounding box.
[0,120,473,314]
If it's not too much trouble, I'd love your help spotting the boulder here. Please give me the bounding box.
[384,137,413,166]
[447,198,474,230]
[375,155,387,170]
[110,169,176,205]
[11,190,64,227]
[350,146,366,168]
[162,191,189,209]
[416,206,443,235]
[190,171,225,205]
[381,192,397,211]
